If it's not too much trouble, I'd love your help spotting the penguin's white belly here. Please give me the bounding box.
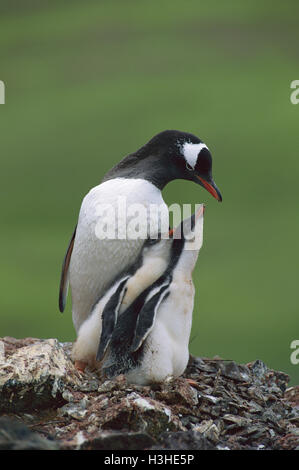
[126,279,195,385]
[69,178,168,331]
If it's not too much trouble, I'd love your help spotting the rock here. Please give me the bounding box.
[0,416,59,450]
[0,337,81,413]
[98,375,127,393]
[78,431,156,451]
[218,361,251,383]
[57,400,88,421]
[154,378,199,408]
[151,430,216,450]
[0,337,298,450]
[99,392,182,437]
[193,419,221,442]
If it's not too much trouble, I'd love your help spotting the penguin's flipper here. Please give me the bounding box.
[130,278,171,353]
[59,225,77,313]
[96,276,130,361]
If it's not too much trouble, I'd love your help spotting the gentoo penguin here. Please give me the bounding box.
[72,205,204,385]
[59,130,221,333]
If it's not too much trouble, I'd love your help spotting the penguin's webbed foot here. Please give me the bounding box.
[74,360,88,373]
[185,377,199,388]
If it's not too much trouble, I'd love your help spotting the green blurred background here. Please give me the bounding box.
[1,0,298,384]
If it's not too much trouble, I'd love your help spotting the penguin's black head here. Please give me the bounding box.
[104,130,222,201]
[139,130,222,201]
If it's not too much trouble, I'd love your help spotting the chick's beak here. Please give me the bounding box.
[196,176,222,202]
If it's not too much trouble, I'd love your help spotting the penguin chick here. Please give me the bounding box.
[99,205,204,385]
[71,235,172,369]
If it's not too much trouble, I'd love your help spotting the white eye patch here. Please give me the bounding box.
[182,142,209,170]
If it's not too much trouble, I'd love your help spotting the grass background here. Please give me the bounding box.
[0,0,298,384]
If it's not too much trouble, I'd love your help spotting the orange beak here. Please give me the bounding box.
[196,176,222,202]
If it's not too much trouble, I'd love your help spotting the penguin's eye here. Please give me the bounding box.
[185,162,193,171]
[196,150,212,172]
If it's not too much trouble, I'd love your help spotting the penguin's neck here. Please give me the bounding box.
[102,154,175,190]
[170,245,200,281]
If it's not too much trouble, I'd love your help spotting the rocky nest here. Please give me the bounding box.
[0,337,298,450]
